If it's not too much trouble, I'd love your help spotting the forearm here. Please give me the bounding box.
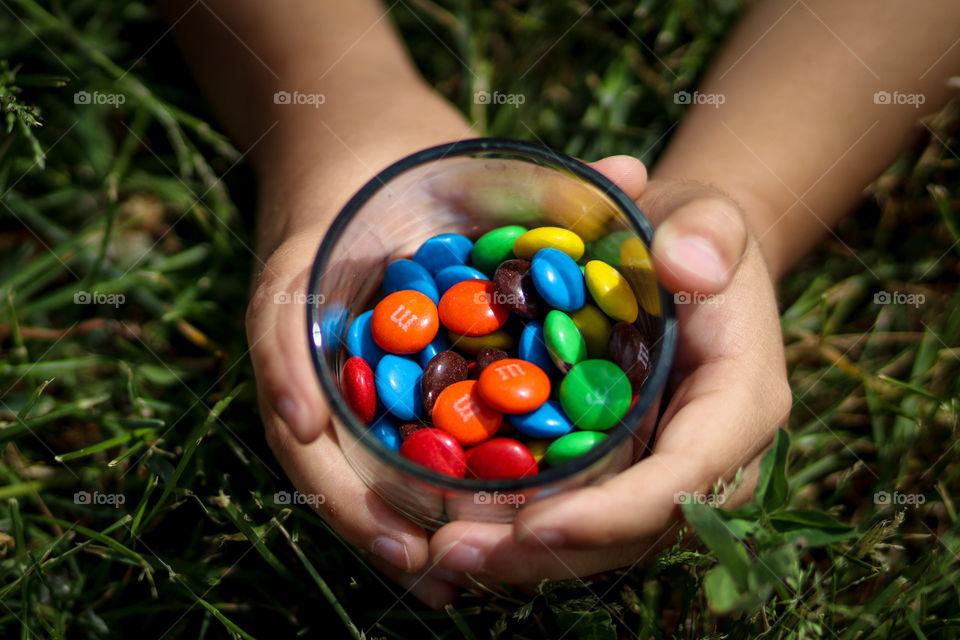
[652,0,960,280]
[160,0,471,253]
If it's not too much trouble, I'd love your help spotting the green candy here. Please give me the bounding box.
[586,230,636,268]
[544,430,608,466]
[544,310,587,373]
[471,225,527,275]
[559,359,632,430]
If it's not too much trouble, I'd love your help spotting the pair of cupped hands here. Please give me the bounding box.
[245,154,791,608]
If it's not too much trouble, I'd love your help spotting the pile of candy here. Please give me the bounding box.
[341,226,651,480]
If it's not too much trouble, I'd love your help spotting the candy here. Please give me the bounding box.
[342,356,376,424]
[559,359,631,430]
[531,248,586,312]
[544,310,587,373]
[509,399,574,439]
[477,359,551,414]
[383,259,439,304]
[447,329,514,354]
[369,415,401,452]
[586,230,634,267]
[476,347,508,372]
[569,303,612,359]
[518,321,556,380]
[620,237,661,317]
[435,264,488,296]
[412,233,473,276]
[371,290,439,354]
[320,303,349,354]
[345,310,387,366]
[439,280,510,337]
[493,259,545,320]
[609,322,651,392]
[471,225,526,274]
[417,331,452,368]
[399,422,426,440]
[399,428,466,478]
[466,438,538,480]
[544,430,608,466]
[584,260,639,323]
[513,226,585,261]
[374,355,424,421]
[421,350,469,414]
[526,438,551,463]
[431,380,502,445]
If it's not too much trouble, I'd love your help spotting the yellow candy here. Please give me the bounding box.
[526,438,551,463]
[569,303,612,359]
[513,227,585,261]
[447,329,514,354]
[620,237,661,317]
[584,260,639,323]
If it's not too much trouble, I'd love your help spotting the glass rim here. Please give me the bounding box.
[306,137,678,493]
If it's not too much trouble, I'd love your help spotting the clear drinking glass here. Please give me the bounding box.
[307,138,677,529]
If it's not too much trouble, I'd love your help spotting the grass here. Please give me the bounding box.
[1,0,958,637]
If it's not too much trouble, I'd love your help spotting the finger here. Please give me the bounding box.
[587,155,648,201]
[246,233,326,443]
[641,182,748,294]
[263,406,431,573]
[365,555,460,611]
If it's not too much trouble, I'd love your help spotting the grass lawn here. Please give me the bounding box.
[1,0,958,638]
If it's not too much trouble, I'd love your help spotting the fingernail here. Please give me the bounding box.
[372,536,411,572]
[276,396,305,439]
[437,542,483,572]
[667,235,726,285]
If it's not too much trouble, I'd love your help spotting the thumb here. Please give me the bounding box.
[645,186,748,294]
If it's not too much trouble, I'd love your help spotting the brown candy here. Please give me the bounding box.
[608,322,651,392]
[399,423,426,440]
[493,259,546,320]
[421,350,469,414]
[476,347,509,373]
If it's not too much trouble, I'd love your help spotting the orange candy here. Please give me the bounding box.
[371,290,439,354]
[438,280,510,337]
[477,359,551,414]
[431,380,502,445]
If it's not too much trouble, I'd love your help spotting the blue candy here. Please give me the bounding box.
[519,321,557,380]
[434,265,488,296]
[412,233,474,276]
[417,331,452,368]
[383,259,439,304]
[345,310,387,366]
[374,355,424,420]
[510,399,574,439]
[369,415,402,452]
[531,247,586,312]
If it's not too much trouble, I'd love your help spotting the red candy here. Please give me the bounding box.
[466,438,538,480]
[476,359,550,414]
[371,290,439,354]
[432,380,502,445]
[399,428,467,478]
[341,357,376,424]
[438,280,510,337]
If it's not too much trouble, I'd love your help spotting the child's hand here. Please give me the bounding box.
[427,161,791,585]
